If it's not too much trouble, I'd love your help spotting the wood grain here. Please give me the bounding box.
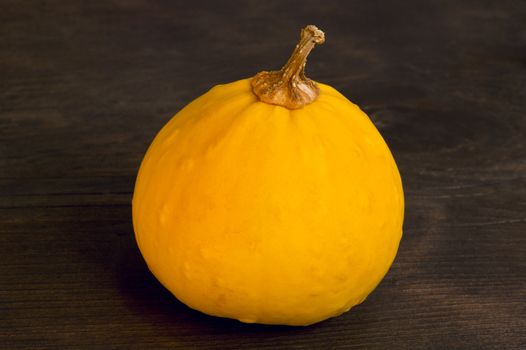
[1,0,525,348]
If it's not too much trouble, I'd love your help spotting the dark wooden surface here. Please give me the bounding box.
[1,1,525,349]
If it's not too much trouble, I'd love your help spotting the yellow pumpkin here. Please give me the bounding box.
[132,25,404,326]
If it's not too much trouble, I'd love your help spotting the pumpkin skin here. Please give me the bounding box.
[132,77,404,326]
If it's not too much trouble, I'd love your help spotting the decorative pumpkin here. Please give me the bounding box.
[132,25,404,326]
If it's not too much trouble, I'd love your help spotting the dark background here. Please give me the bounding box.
[1,0,525,349]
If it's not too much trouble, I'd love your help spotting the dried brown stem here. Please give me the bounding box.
[251,25,325,109]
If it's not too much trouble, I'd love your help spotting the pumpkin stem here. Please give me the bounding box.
[251,25,325,109]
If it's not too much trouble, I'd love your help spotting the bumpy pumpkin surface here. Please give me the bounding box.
[132,26,404,326]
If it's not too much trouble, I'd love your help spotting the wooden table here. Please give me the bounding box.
[1,1,525,348]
